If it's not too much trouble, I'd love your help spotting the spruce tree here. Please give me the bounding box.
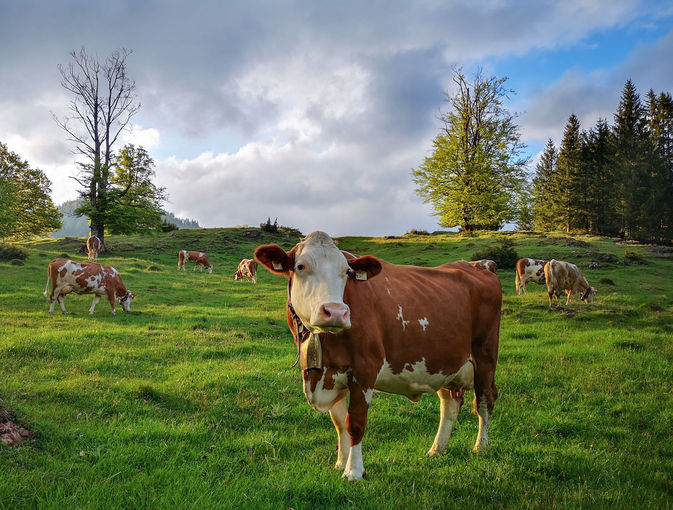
[646,90,673,241]
[582,119,616,235]
[532,139,559,231]
[556,114,584,232]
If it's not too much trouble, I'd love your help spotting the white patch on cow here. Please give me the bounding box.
[473,398,491,453]
[303,369,349,413]
[343,443,365,481]
[199,252,205,258]
[418,317,429,332]
[374,358,474,398]
[363,388,374,404]
[386,287,391,295]
[396,305,410,330]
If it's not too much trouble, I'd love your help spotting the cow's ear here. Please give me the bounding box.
[348,255,382,281]
[254,244,294,276]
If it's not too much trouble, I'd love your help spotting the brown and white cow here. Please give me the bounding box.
[233,258,258,283]
[86,235,103,262]
[177,250,213,273]
[469,259,498,274]
[43,259,136,315]
[255,231,501,481]
[544,259,596,308]
[515,258,548,294]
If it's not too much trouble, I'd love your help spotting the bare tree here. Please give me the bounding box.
[54,47,140,246]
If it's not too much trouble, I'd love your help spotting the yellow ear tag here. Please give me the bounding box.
[356,270,368,281]
[272,262,283,271]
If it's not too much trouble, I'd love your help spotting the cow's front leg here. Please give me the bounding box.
[89,295,101,315]
[57,295,67,314]
[329,397,350,470]
[106,290,117,315]
[343,380,372,481]
[427,388,463,457]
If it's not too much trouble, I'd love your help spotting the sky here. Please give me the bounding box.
[1,0,672,237]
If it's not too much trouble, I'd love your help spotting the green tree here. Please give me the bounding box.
[581,118,616,235]
[0,142,62,240]
[555,114,585,232]
[612,80,651,239]
[532,138,559,231]
[412,69,528,232]
[54,48,139,245]
[78,144,166,235]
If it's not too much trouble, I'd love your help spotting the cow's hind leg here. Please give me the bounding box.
[89,295,101,315]
[427,388,463,457]
[329,397,351,470]
[472,325,499,453]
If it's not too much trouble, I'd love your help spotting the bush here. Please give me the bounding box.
[406,229,429,236]
[260,217,279,233]
[161,220,179,232]
[599,278,615,286]
[471,238,518,269]
[145,264,163,272]
[0,244,28,262]
[624,249,644,262]
[10,259,24,266]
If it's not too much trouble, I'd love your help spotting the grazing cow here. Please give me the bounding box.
[515,258,548,294]
[177,250,213,273]
[233,258,258,283]
[43,259,136,315]
[544,259,596,308]
[469,259,498,274]
[86,235,103,262]
[255,231,501,481]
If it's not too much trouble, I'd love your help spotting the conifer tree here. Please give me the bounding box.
[646,90,673,241]
[556,114,584,232]
[582,119,615,235]
[532,139,559,231]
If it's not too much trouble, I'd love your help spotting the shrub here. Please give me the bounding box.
[624,249,644,262]
[10,259,24,266]
[406,229,429,236]
[145,264,163,272]
[599,278,615,286]
[0,244,28,262]
[471,238,518,269]
[260,217,279,233]
[161,220,179,232]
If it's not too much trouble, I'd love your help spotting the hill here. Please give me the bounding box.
[1,229,672,508]
[51,199,201,237]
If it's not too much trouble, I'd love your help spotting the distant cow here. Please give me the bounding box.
[86,235,103,261]
[515,258,548,294]
[233,258,258,283]
[44,259,136,315]
[177,250,213,273]
[255,231,501,481]
[469,259,498,274]
[544,259,596,308]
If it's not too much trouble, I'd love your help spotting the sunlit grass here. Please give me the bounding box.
[1,228,672,508]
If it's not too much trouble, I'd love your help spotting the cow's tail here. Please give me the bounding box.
[515,270,521,295]
[43,270,51,301]
[546,260,555,291]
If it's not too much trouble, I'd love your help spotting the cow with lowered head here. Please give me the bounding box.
[255,231,502,481]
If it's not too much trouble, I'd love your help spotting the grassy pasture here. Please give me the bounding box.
[1,228,672,509]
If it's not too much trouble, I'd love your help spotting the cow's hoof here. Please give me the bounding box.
[112,311,117,316]
[426,447,444,457]
[61,311,68,315]
[342,469,365,481]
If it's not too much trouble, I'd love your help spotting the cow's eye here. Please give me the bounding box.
[296,264,306,272]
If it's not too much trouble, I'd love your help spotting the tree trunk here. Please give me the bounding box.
[91,221,105,251]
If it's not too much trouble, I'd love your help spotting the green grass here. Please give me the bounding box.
[1,228,672,509]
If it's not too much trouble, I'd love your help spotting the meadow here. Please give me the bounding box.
[1,228,672,509]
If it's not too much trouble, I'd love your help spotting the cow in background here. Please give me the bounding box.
[86,235,103,261]
[44,259,136,315]
[515,258,548,294]
[177,250,213,273]
[469,259,498,274]
[255,231,501,481]
[234,258,258,283]
[544,259,596,308]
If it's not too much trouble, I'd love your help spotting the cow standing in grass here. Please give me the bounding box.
[177,250,213,273]
[44,259,136,315]
[544,259,596,308]
[233,258,257,283]
[515,258,548,294]
[255,231,501,481]
[86,235,103,261]
[469,259,498,274]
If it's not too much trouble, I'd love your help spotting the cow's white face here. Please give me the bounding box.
[206,265,213,274]
[254,231,382,334]
[119,292,137,312]
[581,286,596,303]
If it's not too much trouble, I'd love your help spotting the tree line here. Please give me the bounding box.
[532,80,673,243]
[414,70,673,244]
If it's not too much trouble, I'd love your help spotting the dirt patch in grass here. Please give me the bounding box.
[0,409,34,446]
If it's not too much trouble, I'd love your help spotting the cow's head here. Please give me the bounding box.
[580,286,596,303]
[119,291,137,312]
[206,265,213,274]
[255,231,381,333]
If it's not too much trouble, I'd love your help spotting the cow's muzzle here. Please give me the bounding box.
[311,302,351,332]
